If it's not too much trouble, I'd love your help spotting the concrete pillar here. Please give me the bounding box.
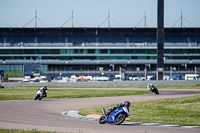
[157,0,164,80]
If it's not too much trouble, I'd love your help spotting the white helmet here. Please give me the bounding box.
[147,83,152,91]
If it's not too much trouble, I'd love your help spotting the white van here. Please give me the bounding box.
[185,74,199,80]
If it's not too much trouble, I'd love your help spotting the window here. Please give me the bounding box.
[88,49,95,54]
[100,49,108,54]
[0,49,11,54]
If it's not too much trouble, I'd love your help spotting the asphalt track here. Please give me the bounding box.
[0,89,200,133]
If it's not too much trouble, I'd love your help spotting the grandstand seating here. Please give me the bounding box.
[0,27,199,75]
[0,34,199,48]
[0,27,199,49]
[0,42,199,47]
[5,60,35,64]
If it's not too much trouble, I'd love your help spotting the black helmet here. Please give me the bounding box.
[124,101,131,107]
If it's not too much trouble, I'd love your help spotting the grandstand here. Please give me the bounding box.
[0,27,200,77]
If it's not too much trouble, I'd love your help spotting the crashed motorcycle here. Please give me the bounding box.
[99,101,131,125]
[147,83,159,95]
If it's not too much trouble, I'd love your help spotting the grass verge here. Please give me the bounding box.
[0,129,64,133]
[0,86,149,100]
[155,84,200,89]
[79,94,200,126]
[4,72,24,78]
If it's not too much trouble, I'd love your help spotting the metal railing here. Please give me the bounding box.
[1,42,200,48]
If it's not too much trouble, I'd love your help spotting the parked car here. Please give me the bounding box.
[171,74,184,80]
[163,75,170,80]
[20,78,30,82]
[93,76,109,81]
[185,74,199,80]
[51,76,68,82]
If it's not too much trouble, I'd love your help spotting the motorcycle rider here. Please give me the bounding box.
[147,83,155,92]
[38,86,47,97]
[123,101,131,111]
[106,101,131,116]
[147,83,159,94]
[43,86,48,97]
[35,87,44,100]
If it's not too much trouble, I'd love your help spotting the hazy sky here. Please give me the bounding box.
[0,0,199,27]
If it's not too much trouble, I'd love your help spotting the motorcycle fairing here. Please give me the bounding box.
[104,108,124,123]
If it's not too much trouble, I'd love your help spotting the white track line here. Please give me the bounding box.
[63,110,200,129]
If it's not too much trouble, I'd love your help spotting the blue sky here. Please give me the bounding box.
[0,0,199,27]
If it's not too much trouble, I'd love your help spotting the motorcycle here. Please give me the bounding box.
[34,87,47,100]
[99,101,131,125]
[147,83,159,95]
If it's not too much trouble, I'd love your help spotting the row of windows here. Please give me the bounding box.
[0,65,23,72]
[0,64,46,72]
[164,49,200,54]
[40,65,48,72]
[1,36,199,43]
[1,64,199,73]
[1,56,200,60]
[63,49,157,54]
[1,49,200,55]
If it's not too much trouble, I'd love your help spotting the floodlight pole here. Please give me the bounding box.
[157,0,164,80]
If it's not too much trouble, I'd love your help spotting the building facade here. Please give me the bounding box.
[0,27,200,77]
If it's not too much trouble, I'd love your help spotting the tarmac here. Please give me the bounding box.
[0,88,200,133]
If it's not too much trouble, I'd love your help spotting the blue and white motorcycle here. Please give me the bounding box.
[99,101,131,125]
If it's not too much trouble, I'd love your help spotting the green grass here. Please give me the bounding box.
[4,72,24,78]
[131,95,200,126]
[155,84,200,89]
[79,94,200,126]
[0,86,149,100]
[0,129,65,133]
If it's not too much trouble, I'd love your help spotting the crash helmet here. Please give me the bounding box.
[124,101,131,108]
[148,83,153,86]
[39,87,44,91]
[148,83,154,87]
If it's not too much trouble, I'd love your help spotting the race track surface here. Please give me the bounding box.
[0,89,200,133]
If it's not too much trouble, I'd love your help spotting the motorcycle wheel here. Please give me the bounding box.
[34,95,39,100]
[155,89,159,95]
[39,97,43,100]
[114,113,126,125]
[99,116,106,124]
